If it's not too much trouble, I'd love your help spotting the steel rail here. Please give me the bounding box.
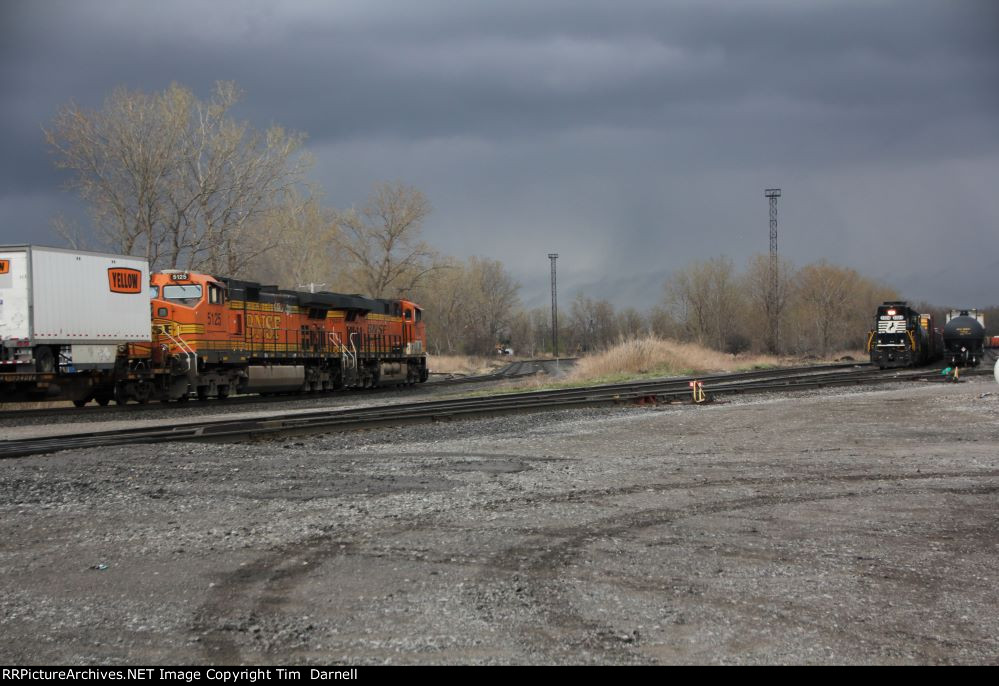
[0,358,574,421]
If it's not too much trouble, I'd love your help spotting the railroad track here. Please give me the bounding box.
[429,357,577,385]
[0,358,573,422]
[2,362,987,460]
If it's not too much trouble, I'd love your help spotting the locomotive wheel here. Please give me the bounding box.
[197,386,210,401]
[217,385,230,400]
[72,398,88,408]
[96,395,112,407]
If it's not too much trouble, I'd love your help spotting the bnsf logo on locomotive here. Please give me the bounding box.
[108,267,143,294]
[246,313,282,340]
[0,258,9,274]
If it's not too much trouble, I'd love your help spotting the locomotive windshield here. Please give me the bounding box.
[162,284,203,306]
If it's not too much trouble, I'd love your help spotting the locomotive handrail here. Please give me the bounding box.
[154,324,197,378]
[329,332,356,369]
[348,332,359,370]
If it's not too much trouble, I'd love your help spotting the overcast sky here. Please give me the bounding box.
[2,0,997,308]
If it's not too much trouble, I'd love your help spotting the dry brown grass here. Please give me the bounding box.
[567,336,784,383]
[426,354,506,376]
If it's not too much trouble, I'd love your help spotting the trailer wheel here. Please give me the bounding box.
[35,346,55,373]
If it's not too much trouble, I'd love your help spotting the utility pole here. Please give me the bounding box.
[764,188,781,354]
[548,253,559,362]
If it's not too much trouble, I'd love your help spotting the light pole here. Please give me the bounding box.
[764,188,781,354]
[548,253,559,363]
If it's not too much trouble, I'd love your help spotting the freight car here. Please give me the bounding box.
[0,245,428,405]
[942,309,986,368]
[867,301,942,369]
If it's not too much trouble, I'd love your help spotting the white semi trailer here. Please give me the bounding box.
[0,245,150,402]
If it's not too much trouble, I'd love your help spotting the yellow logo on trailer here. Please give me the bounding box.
[108,267,143,293]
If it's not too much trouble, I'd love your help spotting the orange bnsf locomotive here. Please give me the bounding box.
[0,245,428,405]
[132,270,428,403]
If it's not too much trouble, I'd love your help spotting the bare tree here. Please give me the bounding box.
[454,257,521,355]
[507,307,553,358]
[46,81,310,274]
[46,85,184,265]
[412,258,465,354]
[790,261,899,356]
[616,307,647,342]
[564,295,619,352]
[335,182,442,298]
[663,256,743,350]
[413,256,520,355]
[252,190,343,289]
[742,254,796,353]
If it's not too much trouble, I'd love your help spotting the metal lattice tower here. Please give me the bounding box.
[764,188,781,353]
[548,253,559,359]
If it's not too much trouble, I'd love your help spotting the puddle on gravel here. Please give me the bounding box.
[446,459,531,474]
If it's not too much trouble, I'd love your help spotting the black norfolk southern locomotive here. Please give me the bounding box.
[868,301,942,369]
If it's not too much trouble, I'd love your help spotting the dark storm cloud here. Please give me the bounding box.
[2,0,998,305]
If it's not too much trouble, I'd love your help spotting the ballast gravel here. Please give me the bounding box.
[0,377,997,664]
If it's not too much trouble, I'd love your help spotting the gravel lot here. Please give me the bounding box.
[1,377,997,665]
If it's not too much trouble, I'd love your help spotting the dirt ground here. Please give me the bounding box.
[1,377,997,665]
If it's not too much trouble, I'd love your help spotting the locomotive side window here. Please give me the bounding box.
[415,308,422,323]
[208,284,224,305]
[405,309,412,320]
[149,286,160,299]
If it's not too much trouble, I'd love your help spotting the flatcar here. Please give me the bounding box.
[942,309,986,368]
[867,301,941,369]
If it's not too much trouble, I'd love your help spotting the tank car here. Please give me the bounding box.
[942,309,986,367]
[867,301,941,369]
